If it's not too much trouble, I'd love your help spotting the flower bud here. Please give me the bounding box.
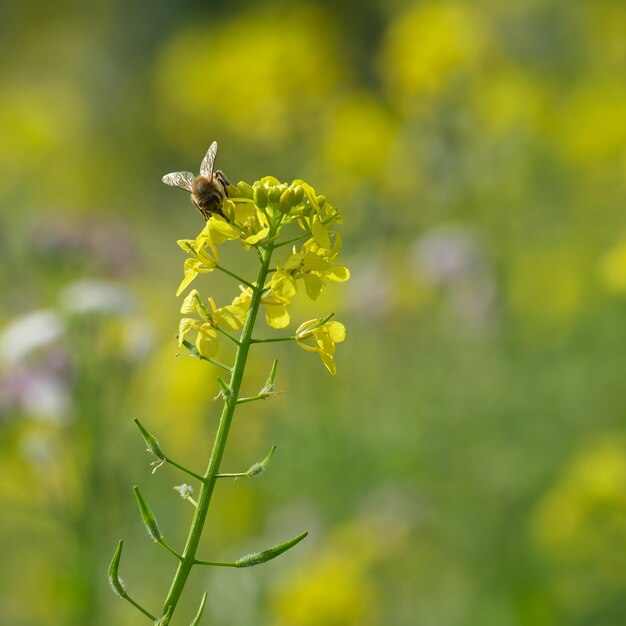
[253,184,268,209]
[236,181,254,199]
[279,187,295,213]
[315,194,326,208]
[268,185,283,204]
[293,185,305,204]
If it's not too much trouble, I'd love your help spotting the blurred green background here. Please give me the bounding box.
[1,0,626,624]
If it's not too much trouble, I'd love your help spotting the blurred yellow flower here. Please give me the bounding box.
[554,80,626,166]
[321,95,397,183]
[270,553,376,626]
[379,3,488,103]
[533,438,626,583]
[600,239,626,293]
[155,7,344,148]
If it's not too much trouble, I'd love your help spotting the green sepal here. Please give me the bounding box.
[181,338,202,358]
[246,445,276,477]
[189,592,208,626]
[108,540,126,598]
[134,486,162,542]
[236,530,308,567]
[134,418,165,461]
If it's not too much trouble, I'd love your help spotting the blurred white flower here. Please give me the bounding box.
[411,226,496,330]
[410,226,482,285]
[0,310,64,365]
[59,279,136,315]
[20,432,59,466]
[346,256,392,319]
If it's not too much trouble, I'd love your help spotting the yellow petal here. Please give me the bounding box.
[311,220,331,249]
[196,323,219,357]
[328,321,346,343]
[244,226,270,246]
[326,266,350,282]
[319,351,337,375]
[178,318,196,345]
[265,304,290,329]
[302,274,323,300]
[180,289,201,314]
[176,259,201,296]
[207,216,240,243]
[268,273,297,299]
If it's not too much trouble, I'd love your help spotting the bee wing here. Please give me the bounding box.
[199,141,218,178]
[162,171,195,192]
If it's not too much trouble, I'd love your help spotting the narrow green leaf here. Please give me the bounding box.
[217,377,232,399]
[236,531,308,568]
[261,359,278,394]
[134,418,165,460]
[108,540,126,598]
[134,486,162,542]
[189,592,208,626]
[155,605,173,625]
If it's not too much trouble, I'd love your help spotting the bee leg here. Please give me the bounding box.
[215,170,231,193]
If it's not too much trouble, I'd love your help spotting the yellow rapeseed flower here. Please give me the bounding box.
[178,317,220,358]
[212,285,291,331]
[295,318,346,375]
[270,236,350,300]
[176,229,219,296]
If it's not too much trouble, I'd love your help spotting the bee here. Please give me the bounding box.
[162,141,231,220]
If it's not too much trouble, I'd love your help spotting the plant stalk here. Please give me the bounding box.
[159,243,274,621]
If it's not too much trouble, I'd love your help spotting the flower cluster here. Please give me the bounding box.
[176,178,349,374]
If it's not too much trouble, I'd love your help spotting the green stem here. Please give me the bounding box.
[164,457,204,482]
[159,243,275,621]
[250,336,295,344]
[216,326,241,346]
[215,264,255,290]
[193,558,239,568]
[236,393,272,404]
[123,595,156,621]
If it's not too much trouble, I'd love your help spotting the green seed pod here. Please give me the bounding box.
[236,181,254,199]
[134,418,165,461]
[235,531,308,567]
[279,187,296,213]
[134,486,162,542]
[293,185,305,205]
[253,184,269,209]
[245,445,277,477]
[108,540,127,598]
